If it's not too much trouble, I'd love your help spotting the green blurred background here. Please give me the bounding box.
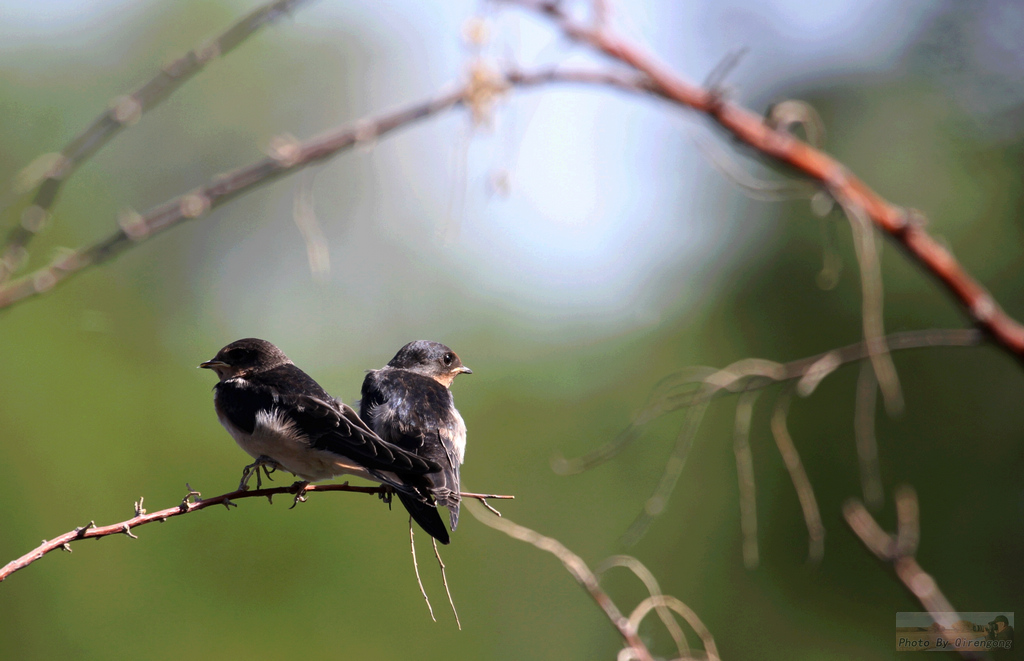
[1,1,1022,658]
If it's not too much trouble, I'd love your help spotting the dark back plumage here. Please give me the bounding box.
[361,342,470,543]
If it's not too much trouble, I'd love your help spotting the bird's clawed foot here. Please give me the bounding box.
[378,485,394,507]
[289,481,311,509]
[238,455,281,491]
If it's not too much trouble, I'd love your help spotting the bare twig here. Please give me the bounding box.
[692,131,816,202]
[702,47,748,97]
[844,487,991,661]
[0,84,464,310]
[815,214,843,289]
[0,67,659,311]
[732,391,761,569]
[853,361,884,509]
[409,518,437,622]
[766,100,825,149]
[293,172,330,283]
[554,329,978,548]
[504,66,658,97]
[0,483,513,583]
[500,0,1024,362]
[433,538,462,630]
[621,389,712,546]
[0,0,313,282]
[597,555,689,657]
[842,196,904,415]
[628,595,720,661]
[770,388,824,563]
[465,500,655,661]
[555,329,981,476]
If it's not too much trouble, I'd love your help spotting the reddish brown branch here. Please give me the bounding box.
[0,0,312,282]
[0,482,513,584]
[5,2,1020,360]
[504,0,1024,361]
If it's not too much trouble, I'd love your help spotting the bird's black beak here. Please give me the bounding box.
[456,366,472,375]
[199,359,227,369]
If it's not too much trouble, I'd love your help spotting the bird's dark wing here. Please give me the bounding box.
[246,365,442,475]
[361,369,463,529]
[288,394,442,475]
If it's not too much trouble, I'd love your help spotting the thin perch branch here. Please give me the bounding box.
[0,0,313,282]
[0,482,512,583]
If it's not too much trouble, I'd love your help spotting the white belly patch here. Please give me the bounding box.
[217,407,374,483]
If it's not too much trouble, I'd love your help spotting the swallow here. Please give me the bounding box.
[360,341,472,545]
[199,338,442,502]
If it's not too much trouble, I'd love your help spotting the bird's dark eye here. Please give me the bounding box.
[443,353,454,366]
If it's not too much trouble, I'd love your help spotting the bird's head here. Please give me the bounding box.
[199,338,291,381]
[388,340,472,388]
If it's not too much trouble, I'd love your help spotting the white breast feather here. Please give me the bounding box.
[218,405,372,483]
[451,408,467,464]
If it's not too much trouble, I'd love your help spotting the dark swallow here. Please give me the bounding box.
[360,341,472,545]
[199,338,441,500]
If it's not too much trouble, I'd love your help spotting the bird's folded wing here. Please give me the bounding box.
[281,392,442,474]
[380,393,463,522]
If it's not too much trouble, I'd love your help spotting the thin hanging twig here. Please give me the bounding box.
[465,500,655,661]
[433,539,462,630]
[409,518,437,622]
[770,388,825,563]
